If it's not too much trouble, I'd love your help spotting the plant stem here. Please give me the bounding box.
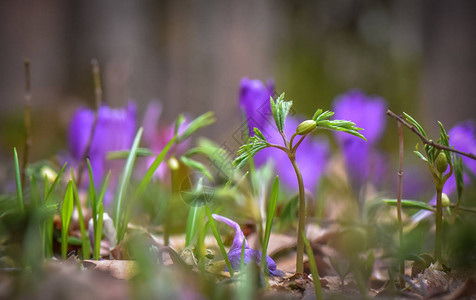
[435,186,443,261]
[291,156,306,275]
[397,122,405,288]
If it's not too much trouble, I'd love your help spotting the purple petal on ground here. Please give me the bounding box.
[227,248,283,277]
[212,214,249,250]
[212,214,283,276]
[239,78,275,135]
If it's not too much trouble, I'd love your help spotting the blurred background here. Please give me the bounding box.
[0,0,475,163]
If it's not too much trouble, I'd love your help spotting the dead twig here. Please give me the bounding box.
[21,59,32,187]
[397,121,404,288]
[76,59,103,188]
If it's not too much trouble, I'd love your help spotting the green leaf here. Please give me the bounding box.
[61,181,74,260]
[302,232,323,300]
[382,199,435,212]
[181,156,214,182]
[253,127,267,141]
[437,121,451,161]
[233,136,268,169]
[270,96,278,127]
[175,114,186,136]
[313,110,334,122]
[13,148,24,213]
[403,112,427,138]
[316,119,366,141]
[185,138,234,179]
[311,109,323,122]
[114,127,143,243]
[205,206,234,276]
[106,148,155,160]
[413,150,428,162]
[261,176,279,275]
[270,93,292,133]
[178,111,215,143]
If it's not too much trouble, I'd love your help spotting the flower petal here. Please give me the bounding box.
[212,214,283,276]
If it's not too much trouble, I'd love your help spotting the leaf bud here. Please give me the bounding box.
[296,120,317,135]
[441,193,450,207]
[168,157,180,171]
[435,152,448,174]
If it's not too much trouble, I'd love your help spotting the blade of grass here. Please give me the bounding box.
[42,163,67,258]
[114,127,143,243]
[30,174,40,208]
[261,176,279,275]
[383,199,435,212]
[44,163,67,203]
[185,205,201,247]
[302,232,323,300]
[106,147,155,160]
[43,173,54,258]
[95,204,104,260]
[61,181,74,260]
[205,204,234,277]
[13,148,24,213]
[86,158,97,220]
[70,169,90,259]
[237,260,255,300]
[94,172,110,259]
[240,238,246,272]
[196,207,206,271]
[135,135,177,197]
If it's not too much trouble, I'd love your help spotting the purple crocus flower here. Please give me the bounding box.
[239,78,275,137]
[140,101,190,180]
[413,121,476,222]
[68,101,137,203]
[332,90,387,190]
[239,78,329,192]
[212,214,283,276]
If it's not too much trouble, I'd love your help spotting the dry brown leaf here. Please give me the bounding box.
[83,260,137,280]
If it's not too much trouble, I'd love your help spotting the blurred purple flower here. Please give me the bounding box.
[140,101,189,180]
[239,77,275,137]
[413,121,476,222]
[68,102,137,191]
[212,214,283,276]
[239,78,329,192]
[332,90,387,189]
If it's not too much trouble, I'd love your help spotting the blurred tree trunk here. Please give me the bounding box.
[421,0,476,130]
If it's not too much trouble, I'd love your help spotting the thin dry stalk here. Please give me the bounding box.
[76,59,103,188]
[21,59,32,187]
